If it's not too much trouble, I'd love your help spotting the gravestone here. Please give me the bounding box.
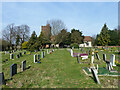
[91,68,101,84]
[23,51,26,55]
[96,53,100,60]
[71,49,73,57]
[96,64,98,73]
[0,72,6,85]
[77,54,80,63]
[91,55,94,64]
[41,52,44,58]
[106,62,113,71]
[21,60,26,71]
[110,54,116,66]
[5,51,7,55]
[16,54,20,58]
[10,54,14,59]
[47,49,49,54]
[19,52,22,57]
[103,54,106,62]
[44,51,46,56]
[10,64,17,77]
[34,54,37,63]
[38,54,40,60]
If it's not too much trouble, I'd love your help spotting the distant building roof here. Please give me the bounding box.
[84,36,92,41]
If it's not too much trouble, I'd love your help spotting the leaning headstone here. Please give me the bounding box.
[10,54,14,59]
[96,53,100,60]
[41,52,44,58]
[103,54,106,62]
[110,54,116,66]
[38,54,40,60]
[71,49,73,57]
[91,68,101,84]
[34,54,37,63]
[10,64,17,77]
[21,60,26,71]
[0,72,6,85]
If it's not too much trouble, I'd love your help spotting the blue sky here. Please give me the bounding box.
[2,2,118,37]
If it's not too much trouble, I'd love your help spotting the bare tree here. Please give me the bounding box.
[47,19,66,44]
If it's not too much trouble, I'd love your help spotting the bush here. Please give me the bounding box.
[70,43,79,48]
[22,41,28,49]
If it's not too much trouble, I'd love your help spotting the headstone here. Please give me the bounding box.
[91,55,94,64]
[34,54,37,63]
[38,54,40,60]
[110,54,116,66]
[16,54,20,58]
[91,68,101,84]
[41,52,44,58]
[103,54,106,62]
[96,64,98,73]
[19,52,22,57]
[10,54,14,59]
[44,51,46,56]
[21,60,26,71]
[71,49,73,57]
[77,54,80,63]
[47,49,49,54]
[5,51,7,55]
[10,64,17,77]
[0,72,6,85]
[96,53,100,60]
[23,51,26,55]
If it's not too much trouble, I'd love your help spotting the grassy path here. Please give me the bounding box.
[2,49,101,88]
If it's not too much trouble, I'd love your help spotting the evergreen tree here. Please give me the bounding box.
[16,34,20,46]
[97,24,110,46]
[27,31,37,51]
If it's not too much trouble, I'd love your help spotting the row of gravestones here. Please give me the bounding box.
[0,60,26,85]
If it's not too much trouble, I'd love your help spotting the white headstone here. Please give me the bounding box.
[47,49,49,54]
[110,54,116,66]
[91,55,94,64]
[71,49,73,57]
[34,54,37,63]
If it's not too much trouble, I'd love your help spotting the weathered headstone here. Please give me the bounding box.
[91,68,101,84]
[41,52,44,58]
[10,54,14,59]
[91,55,94,64]
[103,54,106,62]
[71,49,73,57]
[0,72,6,85]
[96,53,100,60]
[19,52,22,57]
[10,64,17,77]
[21,60,26,71]
[34,54,37,63]
[110,54,116,66]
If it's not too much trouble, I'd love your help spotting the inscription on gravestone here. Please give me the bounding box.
[10,64,17,77]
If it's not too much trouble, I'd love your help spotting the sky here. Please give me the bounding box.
[2,2,118,37]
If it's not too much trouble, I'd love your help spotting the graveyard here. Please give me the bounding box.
[0,47,120,88]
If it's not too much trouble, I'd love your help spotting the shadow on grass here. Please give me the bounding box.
[89,76,98,84]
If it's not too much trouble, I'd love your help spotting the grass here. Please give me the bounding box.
[1,48,120,88]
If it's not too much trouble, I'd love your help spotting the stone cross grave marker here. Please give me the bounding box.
[96,53,100,60]
[10,54,14,59]
[103,54,106,62]
[110,54,116,66]
[91,68,101,84]
[10,64,17,77]
[38,54,40,60]
[0,72,6,85]
[21,60,26,71]
[71,49,73,57]
[34,54,37,63]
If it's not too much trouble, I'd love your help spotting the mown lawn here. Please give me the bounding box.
[1,48,119,88]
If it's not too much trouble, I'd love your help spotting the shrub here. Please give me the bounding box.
[22,41,28,49]
[70,43,79,48]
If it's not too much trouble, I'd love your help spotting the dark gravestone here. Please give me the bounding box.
[0,72,6,85]
[91,68,101,84]
[38,54,40,60]
[21,60,26,71]
[96,53,100,60]
[10,64,17,77]
[19,52,22,57]
[77,55,80,63]
[16,54,20,58]
[103,54,106,62]
[10,54,14,59]
[23,51,26,55]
